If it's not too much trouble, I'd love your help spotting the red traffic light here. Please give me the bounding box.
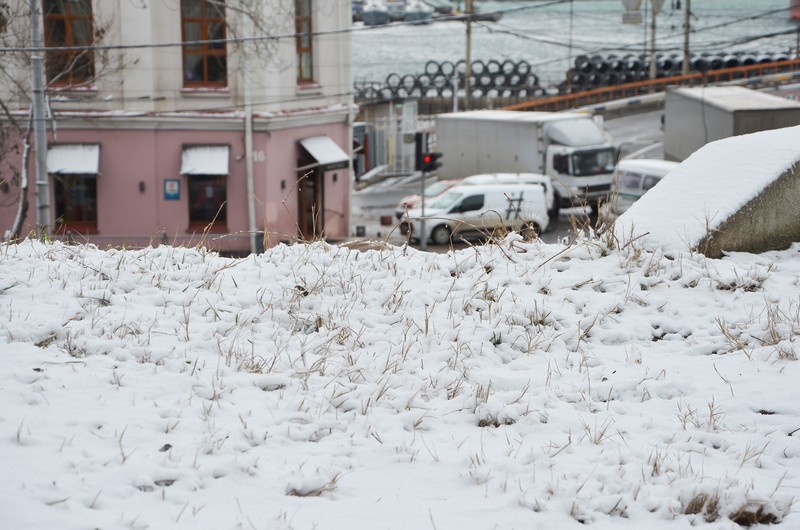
[421,151,443,173]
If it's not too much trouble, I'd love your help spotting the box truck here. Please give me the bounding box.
[664,86,800,162]
[434,110,617,217]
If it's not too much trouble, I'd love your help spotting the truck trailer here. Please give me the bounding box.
[434,110,617,217]
[664,86,800,162]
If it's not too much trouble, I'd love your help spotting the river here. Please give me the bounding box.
[351,0,799,90]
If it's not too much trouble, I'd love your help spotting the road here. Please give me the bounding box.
[352,109,665,251]
[606,109,664,159]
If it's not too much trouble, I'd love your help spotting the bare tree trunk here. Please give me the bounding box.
[9,113,32,241]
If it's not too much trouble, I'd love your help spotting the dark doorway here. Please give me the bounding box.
[296,136,349,241]
[297,168,324,240]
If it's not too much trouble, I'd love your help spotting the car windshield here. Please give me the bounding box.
[424,181,454,197]
[572,148,616,176]
[429,191,463,210]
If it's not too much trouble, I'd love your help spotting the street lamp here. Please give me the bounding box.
[648,0,665,81]
[621,0,642,24]
[620,0,664,80]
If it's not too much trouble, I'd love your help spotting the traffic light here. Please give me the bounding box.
[421,151,443,173]
[414,132,424,171]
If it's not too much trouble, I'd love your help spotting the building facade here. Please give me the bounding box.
[0,0,353,254]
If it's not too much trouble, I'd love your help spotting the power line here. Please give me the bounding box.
[2,3,794,94]
[1,4,791,64]
[0,0,571,55]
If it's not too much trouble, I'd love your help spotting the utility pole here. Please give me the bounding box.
[682,0,691,76]
[648,1,657,80]
[30,0,50,237]
[464,0,473,111]
[243,17,257,254]
[419,165,427,251]
[796,26,800,59]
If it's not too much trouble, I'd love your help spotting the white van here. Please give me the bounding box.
[604,159,679,216]
[400,182,549,245]
[461,173,556,215]
[394,173,554,221]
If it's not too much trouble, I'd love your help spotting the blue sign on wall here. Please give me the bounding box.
[164,179,180,200]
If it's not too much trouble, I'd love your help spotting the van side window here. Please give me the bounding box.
[453,194,484,213]
[553,154,568,174]
[621,172,642,191]
[642,176,660,191]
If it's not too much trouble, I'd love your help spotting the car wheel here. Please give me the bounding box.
[430,224,452,246]
[548,202,560,220]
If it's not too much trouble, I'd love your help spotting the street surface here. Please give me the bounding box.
[351,109,665,253]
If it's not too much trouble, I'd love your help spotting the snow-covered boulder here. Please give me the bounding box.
[615,125,800,257]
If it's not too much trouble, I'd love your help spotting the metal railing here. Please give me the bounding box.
[504,59,800,112]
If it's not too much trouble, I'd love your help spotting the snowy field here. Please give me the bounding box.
[1,232,799,529]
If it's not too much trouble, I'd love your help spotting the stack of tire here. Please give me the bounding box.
[354,59,542,102]
[559,51,792,94]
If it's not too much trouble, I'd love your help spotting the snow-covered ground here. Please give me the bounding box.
[1,233,799,530]
[3,126,800,529]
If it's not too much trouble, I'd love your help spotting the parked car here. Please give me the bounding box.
[603,159,679,217]
[400,182,549,245]
[395,179,461,220]
[460,173,555,215]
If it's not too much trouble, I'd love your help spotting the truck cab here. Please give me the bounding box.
[544,120,617,217]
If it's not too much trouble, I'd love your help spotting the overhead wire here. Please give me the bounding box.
[0,2,796,114]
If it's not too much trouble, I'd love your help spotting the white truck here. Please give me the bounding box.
[664,86,800,162]
[434,110,617,217]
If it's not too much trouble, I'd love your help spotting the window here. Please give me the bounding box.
[454,194,484,213]
[552,154,569,174]
[642,175,661,191]
[181,145,228,228]
[572,148,615,176]
[42,0,95,85]
[295,0,313,83]
[188,175,227,226]
[48,144,99,233]
[54,174,97,233]
[181,0,227,87]
[620,172,642,191]
[430,191,462,210]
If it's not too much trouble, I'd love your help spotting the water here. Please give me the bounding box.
[351,0,799,89]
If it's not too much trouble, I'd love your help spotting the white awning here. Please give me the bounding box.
[299,136,349,171]
[181,145,229,175]
[47,144,100,174]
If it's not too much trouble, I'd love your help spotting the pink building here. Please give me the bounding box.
[0,0,353,255]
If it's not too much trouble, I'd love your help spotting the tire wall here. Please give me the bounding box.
[354,59,544,101]
[353,51,793,102]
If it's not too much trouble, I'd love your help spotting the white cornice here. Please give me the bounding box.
[1,105,353,131]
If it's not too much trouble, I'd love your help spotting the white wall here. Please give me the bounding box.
[0,0,352,117]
